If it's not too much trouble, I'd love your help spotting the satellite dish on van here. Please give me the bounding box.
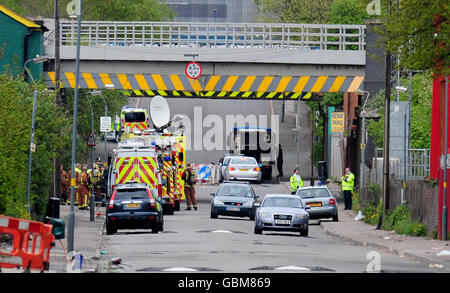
[150,95,171,128]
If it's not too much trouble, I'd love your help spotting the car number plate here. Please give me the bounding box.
[125,203,141,208]
[239,169,249,172]
[227,206,240,212]
[275,220,291,225]
[308,202,322,207]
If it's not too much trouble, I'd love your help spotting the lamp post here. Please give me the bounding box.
[395,85,409,206]
[67,0,82,253]
[24,55,49,215]
[443,76,448,241]
[355,89,370,190]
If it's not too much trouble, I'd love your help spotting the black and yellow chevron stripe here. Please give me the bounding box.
[44,72,364,99]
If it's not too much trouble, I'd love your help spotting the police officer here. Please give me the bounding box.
[182,164,198,211]
[341,168,355,210]
[289,168,304,195]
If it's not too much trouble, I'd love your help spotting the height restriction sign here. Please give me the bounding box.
[185,61,202,79]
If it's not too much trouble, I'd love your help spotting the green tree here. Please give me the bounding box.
[1,0,174,21]
[254,0,333,23]
[0,73,72,219]
[380,0,449,76]
[326,0,368,25]
[366,72,433,149]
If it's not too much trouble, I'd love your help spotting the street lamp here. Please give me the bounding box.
[395,84,409,206]
[24,55,49,215]
[355,89,370,190]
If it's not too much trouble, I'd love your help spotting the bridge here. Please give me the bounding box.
[44,21,366,99]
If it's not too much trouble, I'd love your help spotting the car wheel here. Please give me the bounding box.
[254,225,263,235]
[300,229,308,237]
[332,215,339,222]
[249,212,255,221]
[174,200,180,212]
[151,227,159,233]
[106,224,116,235]
[210,209,218,219]
[158,216,164,232]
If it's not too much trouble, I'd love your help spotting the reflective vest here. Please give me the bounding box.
[290,174,303,192]
[183,169,196,187]
[341,172,355,191]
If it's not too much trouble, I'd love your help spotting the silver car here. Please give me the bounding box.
[254,194,309,236]
[295,186,339,222]
[223,156,262,183]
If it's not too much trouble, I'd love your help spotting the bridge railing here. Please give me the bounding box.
[60,21,365,51]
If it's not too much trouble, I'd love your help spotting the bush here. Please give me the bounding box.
[382,205,427,237]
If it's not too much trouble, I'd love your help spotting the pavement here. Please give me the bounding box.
[3,182,449,273]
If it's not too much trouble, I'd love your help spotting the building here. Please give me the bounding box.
[165,0,258,23]
[0,4,47,81]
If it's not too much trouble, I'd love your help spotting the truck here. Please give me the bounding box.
[227,126,278,181]
[120,106,150,134]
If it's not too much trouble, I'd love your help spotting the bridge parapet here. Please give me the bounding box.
[59,21,365,51]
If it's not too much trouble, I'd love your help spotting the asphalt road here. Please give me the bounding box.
[97,183,437,273]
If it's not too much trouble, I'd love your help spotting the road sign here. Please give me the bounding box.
[185,61,202,80]
[100,116,111,132]
[331,112,345,133]
[87,130,96,147]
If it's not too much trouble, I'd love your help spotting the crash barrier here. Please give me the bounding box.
[0,215,55,272]
[192,164,221,185]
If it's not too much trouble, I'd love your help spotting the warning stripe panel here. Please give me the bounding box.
[44,72,364,95]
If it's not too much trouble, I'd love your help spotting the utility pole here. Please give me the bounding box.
[54,0,62,202]
[443,76,448,241]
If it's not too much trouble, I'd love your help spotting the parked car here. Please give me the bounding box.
[210,181,260,220]
[218,155,235,183]
[222,156,262,184]
[295,186,338,222]
[254,194,309,236]
[106,182,164,235]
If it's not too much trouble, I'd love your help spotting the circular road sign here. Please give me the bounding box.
[185,61,202,80]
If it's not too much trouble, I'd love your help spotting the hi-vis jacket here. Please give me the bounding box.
[341,172,355,191]
[290,174,304,192]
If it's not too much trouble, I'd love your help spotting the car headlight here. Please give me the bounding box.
[295,214,309,220]
[213,199,224,206]
[259,212,271,218]
[243,201,253,207]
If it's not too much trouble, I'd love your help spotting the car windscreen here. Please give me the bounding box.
[296,188,331,199]
[115,188,148,200]
[217,185,253,197]
[124,112,146,123]
[263,197,303,208]
[230,157,257,165]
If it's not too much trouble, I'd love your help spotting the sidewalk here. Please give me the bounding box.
[281,181,450,271]
[47,204,105,273]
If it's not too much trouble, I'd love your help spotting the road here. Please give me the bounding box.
[97,183,437,273]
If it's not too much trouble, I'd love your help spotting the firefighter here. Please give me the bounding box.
[60,164,69,205]
[67,163,82,205]
[182,163,198,211]
[78,165,89,210]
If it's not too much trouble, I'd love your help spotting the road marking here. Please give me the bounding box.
[211,230,233,233]
[163,267,198,272]
[274,266,311,271]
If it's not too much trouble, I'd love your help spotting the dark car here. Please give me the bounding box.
[106,182,164,235]
[210,181,260,220]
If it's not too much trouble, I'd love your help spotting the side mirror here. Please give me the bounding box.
[210,192,215,197]
[254,202,261,208]
[255,195,260,199]
[305,205,311,210]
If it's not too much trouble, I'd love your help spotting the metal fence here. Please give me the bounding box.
[60,21,366,51]
[369,148,430,186]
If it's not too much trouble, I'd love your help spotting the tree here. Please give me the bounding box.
[0,72,72,219]
[1,0,174,21]
[380,0,449,76]
[254,0,333,23]
[326,0,369,25]
[366,72,433,149]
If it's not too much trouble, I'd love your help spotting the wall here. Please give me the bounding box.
[360,179,439,237]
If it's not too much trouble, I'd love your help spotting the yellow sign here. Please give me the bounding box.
[331,112,345,133]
